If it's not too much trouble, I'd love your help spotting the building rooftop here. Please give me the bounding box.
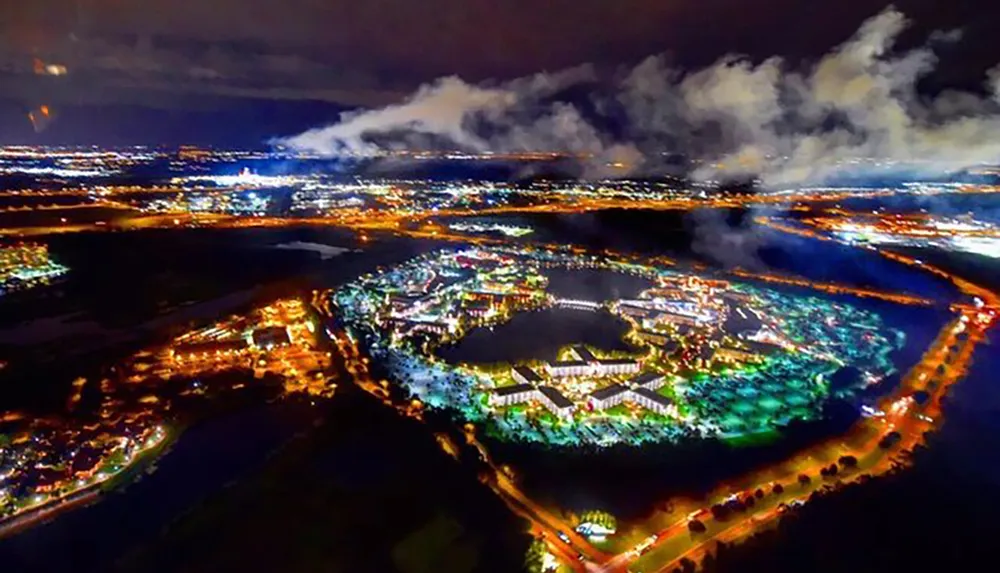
[512,366,544,384]
[548,360,588,368]
[596,358,639,366]
[173,338,249,356]
[492,383,536,397]
[630,387,674,408]
[590,383,629,401]
[745,339,783,355]
[629,372,665,387]
[639,329,668,338]
[251,326,291,348]
[537,386,574,409]
[464,298,493,310]
[570,345,597,363]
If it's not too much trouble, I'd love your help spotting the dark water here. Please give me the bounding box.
[435,267,650,364]
[922,333,1000,483]
[543,267,654,301]
[437,307,635,365]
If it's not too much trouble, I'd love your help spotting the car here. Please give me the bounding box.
[557,531,570,543]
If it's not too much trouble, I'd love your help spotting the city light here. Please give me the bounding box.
[0,243,69,296]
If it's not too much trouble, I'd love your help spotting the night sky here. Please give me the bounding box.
[2,0,999,144]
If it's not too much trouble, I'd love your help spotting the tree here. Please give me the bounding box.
[524,538,547,573]
[838,455,858,469]
[688,519,707,533]
[711,503,730,521]
[754,488,765,499]
[772,483,785,495]
[879,431,902,450]
[798,474,812,486]
[578,510,617,533]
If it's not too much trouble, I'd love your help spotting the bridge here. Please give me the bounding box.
[552,298,603,311]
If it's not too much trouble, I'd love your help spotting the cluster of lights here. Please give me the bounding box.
[334,246,900,447]
[140,191,271,216]
[449,222,533,237]
[0,299,333,527]
[801,211,1000,259]
[0,243,68,296]
[169,167,304,189]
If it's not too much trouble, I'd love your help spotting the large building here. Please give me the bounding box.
[619,302,655,319]
[596,358,641,376]
[588,383,630,410]
[588,373,671,412]
[172,339,249,360]
[547,346,641,378]
[656,309,704,327]
[630,372,666,391]
[714,346,757,363]
[569,345,597,363]
[489,383,537,407]
[251,326,291,349]
[628,387,676,416]
[512,366,544,386]
[537,386,575,419]
[490,381,576,420]
[637,330,671,346]
[463,297,494,317]
[388,318,451,336]
[546,360,591,378]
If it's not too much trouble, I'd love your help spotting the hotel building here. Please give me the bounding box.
[537,386,575,420]
[588,383,630,410]
[489,383,538,407]
[628,387,676,416]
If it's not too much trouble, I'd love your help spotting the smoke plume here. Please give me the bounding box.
[687,208,770,269]
[280,8,1000,186]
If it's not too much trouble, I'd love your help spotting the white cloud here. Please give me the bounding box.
[281,7,1000,185]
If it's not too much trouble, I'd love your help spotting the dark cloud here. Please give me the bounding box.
[0,0,998,152]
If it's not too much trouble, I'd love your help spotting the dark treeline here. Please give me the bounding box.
[687,445,1000,573]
